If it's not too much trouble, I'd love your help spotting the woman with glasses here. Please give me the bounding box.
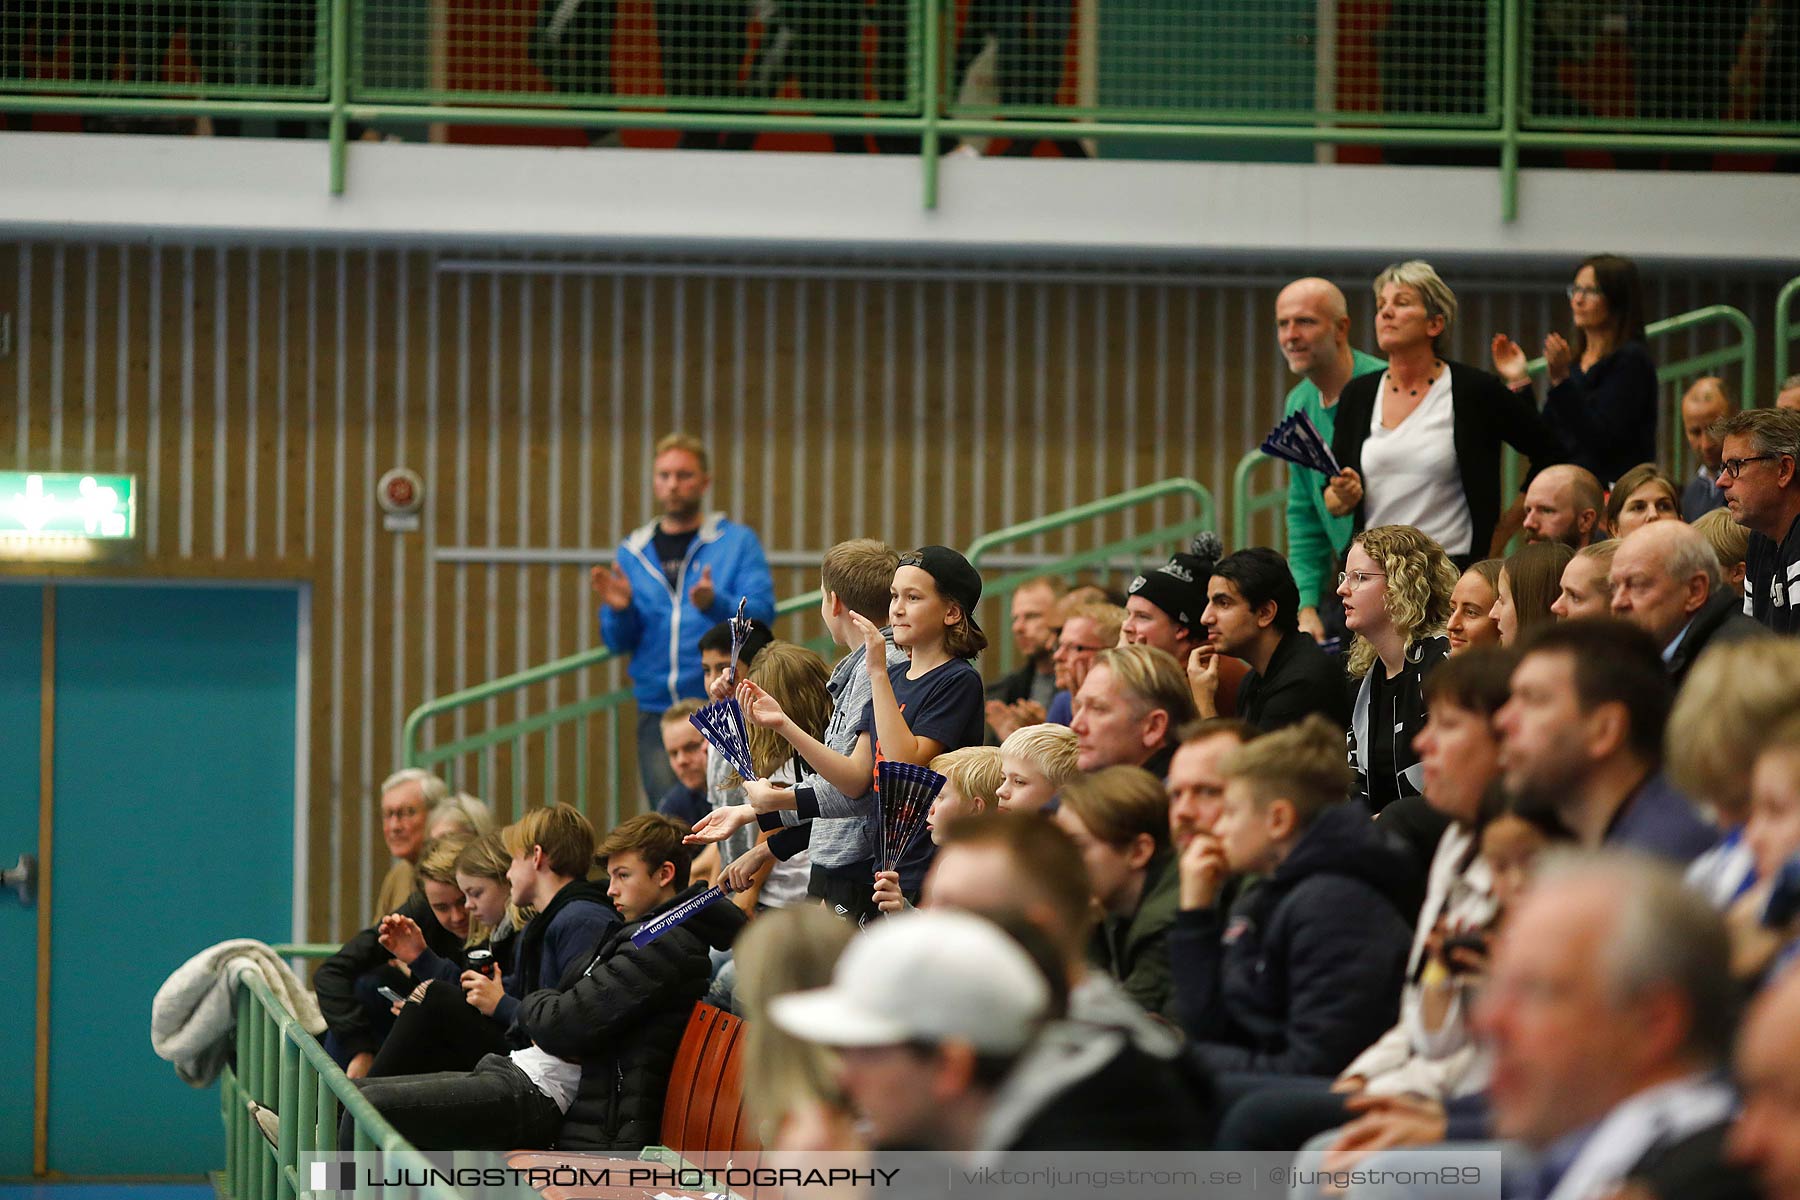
[1325,261,1562,567]
[1491,254,1656,488]
[1335,525,1458,817]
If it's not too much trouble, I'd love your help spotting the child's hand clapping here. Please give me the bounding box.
[737,679,788,730]
[848,612,888,673]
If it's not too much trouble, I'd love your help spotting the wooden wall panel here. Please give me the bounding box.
[2,241,1786,940]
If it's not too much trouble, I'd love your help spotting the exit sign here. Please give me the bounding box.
[0,472,138,539]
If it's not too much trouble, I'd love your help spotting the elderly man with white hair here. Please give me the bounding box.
[1608,521,1765,688]
[1475,852,1754,1200]
[1289,853,1759,1200]
[374,767,451,918]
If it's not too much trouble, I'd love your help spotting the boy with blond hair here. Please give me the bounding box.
[872,745,1004,913]
[489,805,616,1025]
[997,723,1080,813]
[1168,715,1413,1076]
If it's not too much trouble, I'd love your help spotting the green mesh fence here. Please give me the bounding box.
[350,0,920,115]
[939,0,1500,126]
[7,0,1800,153]
[1523,0,1800,130]
[0,0,327,98]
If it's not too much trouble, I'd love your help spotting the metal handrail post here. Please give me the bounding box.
[1776,275,1800,389]
[328,0,349,195]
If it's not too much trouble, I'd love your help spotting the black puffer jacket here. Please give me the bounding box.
[1169,801,1414,1077]
[314,892,466,1058]
[519,885,747,1151]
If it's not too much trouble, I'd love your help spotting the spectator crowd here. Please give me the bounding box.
[307,258,1800,1200]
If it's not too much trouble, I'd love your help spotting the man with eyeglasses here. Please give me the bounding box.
[1043,600,1126,727]
[1713,409,1800,636]
[374,768,451,919]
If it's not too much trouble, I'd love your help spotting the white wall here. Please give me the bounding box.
[3,131,1799,267]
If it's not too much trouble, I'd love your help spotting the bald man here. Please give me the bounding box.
[1275,278,1386,643]
[1522,464,1605,548]
[1681,377,1738,520]
[1610,521,1765,687]
[1731,966,1800,1200]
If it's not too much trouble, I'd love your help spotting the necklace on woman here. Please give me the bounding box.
[1387,359,1444,398]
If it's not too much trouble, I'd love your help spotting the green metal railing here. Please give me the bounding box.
[404,479,1215,810]
[5,2,1799,213]
[1230,302,1757,557]
[220,965,482,1200]
[1230,449,1289,556]
[967,478,1217,678]
[1777,275,1800,393]
[1501,302,1757,497]
[399,588,829,833]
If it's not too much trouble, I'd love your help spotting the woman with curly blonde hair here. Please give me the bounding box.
[1336,525,1459,814]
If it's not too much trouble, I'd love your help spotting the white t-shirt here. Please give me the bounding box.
[508,1045,582,1112]
[757,759,813,909]
[1361,369,1473,556]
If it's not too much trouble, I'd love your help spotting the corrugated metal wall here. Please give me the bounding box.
[3,241,1786,940]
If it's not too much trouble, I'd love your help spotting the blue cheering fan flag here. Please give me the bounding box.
[876,761,947,872]
[1259,412,1341,478]
[726,596,753,685]
[630,886,728,948]
[688,697,758,782]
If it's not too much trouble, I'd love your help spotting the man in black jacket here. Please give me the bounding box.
[348,814,745,1150]
[1610,521,1766,688]
[1193,548,1350,732]
[1169,715,1412,1077]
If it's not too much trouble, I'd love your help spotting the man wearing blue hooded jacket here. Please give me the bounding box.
[591,433,775,800]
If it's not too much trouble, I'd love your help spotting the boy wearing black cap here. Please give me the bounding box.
[1123,535,1222,666]
[737,546,989,915]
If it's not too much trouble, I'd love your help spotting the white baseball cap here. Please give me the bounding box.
[768,911,1050,1055]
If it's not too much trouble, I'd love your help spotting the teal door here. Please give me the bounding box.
[0,586,44,1178]
[0,582,301,1178]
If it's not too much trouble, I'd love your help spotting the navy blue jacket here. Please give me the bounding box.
[1540,340,1658,487]
[1169,802,1415,1077]
[1608,772,1718,866]
[493,880,617,1029]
